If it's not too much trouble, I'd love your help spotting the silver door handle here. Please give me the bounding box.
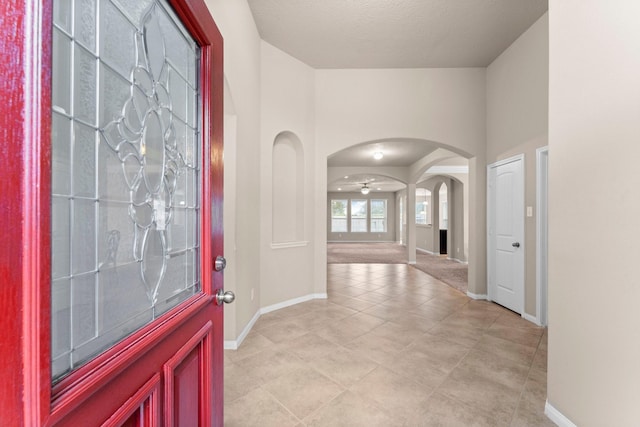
[214,255,226,271]
[216,289,235,305]
[512,242,520,248]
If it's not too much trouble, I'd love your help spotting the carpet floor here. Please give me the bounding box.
[327,242,468,294]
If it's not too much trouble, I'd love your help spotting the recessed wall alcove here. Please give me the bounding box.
[272,131,304,244]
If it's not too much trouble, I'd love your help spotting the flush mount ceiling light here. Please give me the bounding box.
[373,151,384,160]
[360,183,371,195]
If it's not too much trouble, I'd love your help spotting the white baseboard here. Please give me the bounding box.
[545,401,577,427]
[447,257,468,265]
[408,261,417,265]
[416,248,438,255]
[467,291,487,300]
[224,309,260,350]
[522,312,542,326]
[224,293,328,350]
[261,293,327,314]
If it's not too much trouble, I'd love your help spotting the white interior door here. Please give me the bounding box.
[488,155,524,313]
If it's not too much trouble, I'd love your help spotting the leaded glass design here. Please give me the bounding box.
[51,0,202,382]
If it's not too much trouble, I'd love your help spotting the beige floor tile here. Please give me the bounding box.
[475,334,538,366]
[349,366,434,422]
[311,347,379,387]
[262,366,344,420]
[281,332,344,361]
[425,323,484,348]
[406,392,510,427]
[455,348,530,390]
[304,391,396,427]
[226,330,275,363]
[224,359,264,403]
[257,318,312,344]
[328,296,378,312]
[344,331,404,365]
[367,320,427,347]
[385,347,449,389]
[486,323,544,348]
[405,335,473,373]
[310,302,358,320]
[237,348,307,385]
[389,312,440,333]
[226,263,551,426]
[224,387,300,427]
[437,367,520,425]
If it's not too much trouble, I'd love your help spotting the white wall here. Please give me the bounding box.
[260,41,318,308]
[205,0,262,339]
[315,68,487,295]
[548,1,640,425]
[486,13,548,317]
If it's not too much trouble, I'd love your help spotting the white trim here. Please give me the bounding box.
[536,146,549,327]
[271,241,309,249]
[261,293,328,314]
[408,261,417,265]
[522,312,541,326]
[416,247,438,255]
[224,309,260,350]
[545,401,577,427]
[447,257,468,265]
[467,292,487,300]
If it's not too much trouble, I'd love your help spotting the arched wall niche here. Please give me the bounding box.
[272,131,305,243]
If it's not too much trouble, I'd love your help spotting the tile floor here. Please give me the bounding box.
[224,263,554,426]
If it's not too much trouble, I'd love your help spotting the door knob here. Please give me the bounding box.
[512,242,520,248]
[216,289,235,305]
[214,255,226,272]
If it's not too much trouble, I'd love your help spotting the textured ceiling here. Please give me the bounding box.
[248,0,548,68]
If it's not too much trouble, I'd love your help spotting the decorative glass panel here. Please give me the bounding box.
[51,0,202,382]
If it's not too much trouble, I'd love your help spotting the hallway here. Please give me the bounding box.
[224,264,552,426]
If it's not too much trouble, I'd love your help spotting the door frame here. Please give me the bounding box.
[536,146,549,326]
[487,154,525,314]
[0,1,224,425]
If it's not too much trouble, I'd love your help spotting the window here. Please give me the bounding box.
[331,199,348,232]
[416,188,431,225]
[350,200,368,232]
[370,199,387,232]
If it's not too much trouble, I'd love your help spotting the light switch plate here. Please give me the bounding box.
[527,206,533,217]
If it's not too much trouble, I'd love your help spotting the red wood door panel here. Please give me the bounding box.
[0,0,225,425]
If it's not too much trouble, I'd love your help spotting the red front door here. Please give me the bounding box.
[0,0,225,425]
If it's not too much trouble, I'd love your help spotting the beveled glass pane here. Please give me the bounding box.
[52,29,72,115]
[75,0,97,53]
[98,200,135,266]
[99,64,132,126]
[53,0,72,34]
[110,0,155,25]
[74,45,97,125]
[98,138,130,202]
[73,122,97,198]
[168,68,187,122]
[52,112,71,195]
[72,199,97,275]
[52,0,202,383]
[100,0,136,79]
[72,273,97,345]
[51,278,71,361]
[52,196,70,279]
